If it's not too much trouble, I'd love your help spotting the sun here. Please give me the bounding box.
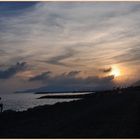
[110,66,121,77]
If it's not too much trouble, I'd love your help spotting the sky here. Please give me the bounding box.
[0,2,140,94]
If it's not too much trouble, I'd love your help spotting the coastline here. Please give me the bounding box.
[0,86,140,138]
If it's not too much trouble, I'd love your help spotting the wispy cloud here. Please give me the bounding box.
[46,49,76,67]
[1,2,140,70]
[0,2,140,93]
[29,71,51,81]
[0,62,27,79]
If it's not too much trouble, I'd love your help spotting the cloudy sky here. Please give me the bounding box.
[0,2,140,94]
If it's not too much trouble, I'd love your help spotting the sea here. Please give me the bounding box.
[0,92,91,111]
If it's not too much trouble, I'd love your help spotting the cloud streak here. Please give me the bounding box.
[0,62,27,79]
[29,71,51,81]
[1,2,140,70]
[46,49,76,67]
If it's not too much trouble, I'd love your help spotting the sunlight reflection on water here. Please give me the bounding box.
[0,93,84,111]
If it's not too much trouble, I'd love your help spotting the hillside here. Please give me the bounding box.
[0,86,140,138]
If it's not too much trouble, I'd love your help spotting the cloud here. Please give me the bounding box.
[66,71,80,77]
[0,2,140,94]
[46,49,76,67]
[1,2,140,70]
[100,67,112,73]
[0,62,27,79]
[29,71,51,81]
[111,45,140,65]
[27,70,115,92]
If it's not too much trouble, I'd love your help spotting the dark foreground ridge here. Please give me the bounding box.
[0,86,140,138]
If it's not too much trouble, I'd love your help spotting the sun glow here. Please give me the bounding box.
[110,66,121,77]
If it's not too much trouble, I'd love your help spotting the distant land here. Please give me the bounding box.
[133,80,140,87]
[38,92,93,99]
[35,90,94,94]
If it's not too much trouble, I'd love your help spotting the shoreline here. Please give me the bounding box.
[0,86,140,138]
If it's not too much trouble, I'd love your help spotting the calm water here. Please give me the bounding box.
[0,93,91,111]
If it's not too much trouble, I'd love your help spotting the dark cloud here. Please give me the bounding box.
[46,49,75,67]
[29,71,51,81]
[0,2,37,17]
[0,62,27,79]
[66,71,80,77]
[100,67,112,73]
[27,70,115,92]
